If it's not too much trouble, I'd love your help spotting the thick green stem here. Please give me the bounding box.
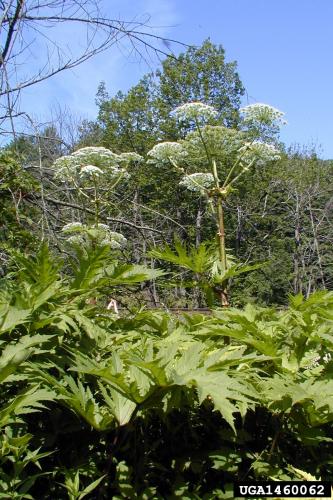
[93,177,99,227]
[216,198,227,272]
[216,197,229,307]
[212,160,229,308]
[194,117,230,309]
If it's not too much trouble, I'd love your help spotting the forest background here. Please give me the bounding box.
[2,36,333,308]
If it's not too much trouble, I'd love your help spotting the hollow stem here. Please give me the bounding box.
[212,160,229,308]
[93,177,99,227]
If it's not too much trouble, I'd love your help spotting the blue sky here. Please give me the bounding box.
[19,0,333,158]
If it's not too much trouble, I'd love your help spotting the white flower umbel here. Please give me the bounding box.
[79,165,104,178]
[66,235,84,245]
[323,352,332,363]
[61,222,85,233]
[97,223,110,231]
[53,146,135,182]
[305,351,332,370]
[109,231,127,248]
[147,142,187,164]
[90,225,127,249]
[61,222,86,234]
[62,222,127,250]
[118,152,144,164]
[240,141,281,166]
[54,155,79,181]
[179,172,215,193]
[72,146,120,168]
[240,103,287,127]
[99,231,127,249]
[171,102,218,123]
[186,125,245,159]
[108,166,131,180]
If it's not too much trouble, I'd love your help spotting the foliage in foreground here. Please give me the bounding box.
[0,244,332,498]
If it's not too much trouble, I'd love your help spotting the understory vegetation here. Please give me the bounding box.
[1,245,333,498]
[1,39,333,498]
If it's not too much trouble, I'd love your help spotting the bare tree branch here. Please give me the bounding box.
[29,194,164,234]
[0,0,185,137]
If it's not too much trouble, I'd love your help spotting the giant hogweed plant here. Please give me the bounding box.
[0,244,164,497]
[2,131,333,496]
[0,244,333,496]
[31,285,333,495]
[53,147,143,250]
[148,102,285,306]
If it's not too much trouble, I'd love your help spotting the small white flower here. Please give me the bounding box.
[323,352,332,363]
[109,231,127,248]
[97,223,110,231]
[171,102,218,122]
[179,172,215,193]
[118,152,144,164]
[66,235,84,245]
[240,141,281,165]
[240,103,287,126]
[147,142,187,164]
[61,222,84,233]
[79,165,104,178]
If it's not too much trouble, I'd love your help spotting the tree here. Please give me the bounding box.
[96,77,158,154]
[156,39,245,134]
[96,39,245,150]
[0,149,40,263]
[226,148,333,305]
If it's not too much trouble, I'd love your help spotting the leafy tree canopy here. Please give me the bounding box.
[94,39,245,152]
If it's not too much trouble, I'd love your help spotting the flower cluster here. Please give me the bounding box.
[96,223,110,231]
[305,352,332,370]
[118,152,144,164]
[62,222,127,249]
[179,172,215,193]
[186,125,244,160]
[93,224,127,249]
[71,146,120,168]
[240,141,281,166]
[53,155,79,180]
[240,103,287,127]
[61,222,84,233]
[79,165,104,178]
[103,230,127,249]
[54,146,131,182]
[147,142,187,164]
[171,102,218,123]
